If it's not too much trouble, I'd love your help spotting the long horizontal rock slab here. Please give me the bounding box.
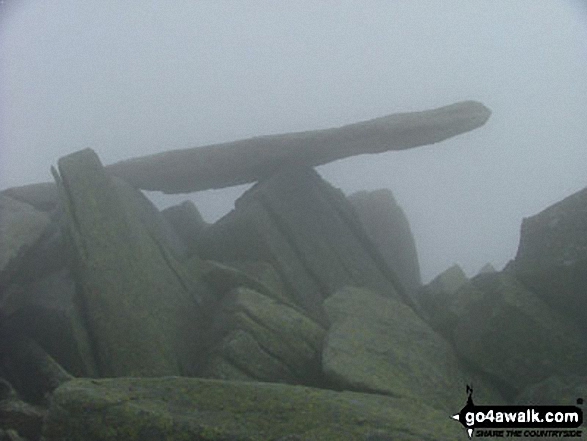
[106,100,491,193]
[0,100,490,201]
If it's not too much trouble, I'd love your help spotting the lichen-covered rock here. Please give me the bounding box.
[450,272,587,397]
[0,397,46,441]
[43,377,464,440]
[512,186,587,328]
[348,189,421,300]
[199,166,410,323]
[0,196,50,286]
[201,287,325,385]
[321,287,471,412]
[53,148,205,377]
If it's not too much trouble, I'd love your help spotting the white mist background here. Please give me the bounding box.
[1,1,586,282]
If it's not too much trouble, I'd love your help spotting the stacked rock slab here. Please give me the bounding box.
[53,148,203,377]
[347,189,421,299]
[200,287,325,384]
[512,186,587,328]
[198,165,410,322]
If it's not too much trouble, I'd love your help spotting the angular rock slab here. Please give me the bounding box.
[451,272,587,396]
[199,166,409,322]
[513,186,587,327]
[201,287,325,384]
[106,100,491,193]
[322,287,472,413]
[53,148,203,377]
[348,188,421,299]
[43,377,463,440]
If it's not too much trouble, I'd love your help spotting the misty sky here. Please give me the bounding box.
[1,1,586,282]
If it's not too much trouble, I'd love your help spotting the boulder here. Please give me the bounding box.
[161,200,208,257]
[52,148,205,377]
[200,287,325,385]
[417,264,468,335]
[0,397,45,441]
[0,196,50,286]
[450,272,587,398]
[1,269,96,377]
[198,165,410,322]
[347,189,421,299]
[321,287,475,412]
[43,377,464,440]
[512,186,587,328]
[2,101,491,203]
[105,100,491,193]
[0,336,72,405]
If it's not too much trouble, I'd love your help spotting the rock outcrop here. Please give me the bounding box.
[445,272,587,398]
[347,189,421,299]
[200,287,325,384]
[512,186,587,328]
[0,196,50,287]
[52,148,206,377]
[43,377,463,440]
[322,287,473,412]
[198,165,410,322]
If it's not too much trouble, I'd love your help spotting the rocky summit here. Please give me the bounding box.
[0,103,586,440]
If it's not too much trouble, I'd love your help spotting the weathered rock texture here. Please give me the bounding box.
[200,287,325,384]
[106,101,491,193]
[198,165,409,322]
[53,148,205,377]
[512,186,587,327]
[43,377,463,440]
[1,100,491,206]
[449,272,587,397]
[321,287,469,412]
[348,188,421,298]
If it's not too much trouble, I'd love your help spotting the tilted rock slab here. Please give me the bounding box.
[512,185,587,328]
[200,287,325,384]
[449,272,587,397]
[321,286,499,413]
[3,100,490,205]
[198,165,410,322]
[53,148,204,377]
[348,189,422,300]
[43,377,463,440]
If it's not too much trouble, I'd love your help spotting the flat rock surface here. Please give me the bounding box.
[322,287,469,412]
[43,377,463,440]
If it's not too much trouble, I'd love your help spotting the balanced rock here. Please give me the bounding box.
[106,101,490,193]
[198,165,409,322]
[43,377,463,440]
[347,189,421,299]
[512,186,587,328]
[2,101,491,206]
[53,148,204,377]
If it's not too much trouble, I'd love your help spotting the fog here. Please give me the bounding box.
[1,1,586,282]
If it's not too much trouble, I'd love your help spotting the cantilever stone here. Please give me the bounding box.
[105,100,491,194]
[1,100,490,202]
